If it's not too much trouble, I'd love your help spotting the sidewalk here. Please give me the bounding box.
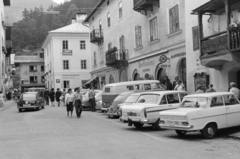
[228,132,240,140]
[0,100,15,111]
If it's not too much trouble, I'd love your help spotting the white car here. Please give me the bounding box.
[120,91,187,130]
[159,92,240,139]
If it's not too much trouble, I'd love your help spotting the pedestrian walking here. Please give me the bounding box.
[65,88,74,117]
[195,86,204,94]
[0,91,5,108]
[174,81,185,91]
[205,84,216,93]
[56,88,62,107]
[44,88,50,105]
[172,76,179,90]
[62,89,66,106]
[74,87,83,118]
[88,87,96,112]
[49,88,55,106]
[229,82,240,101]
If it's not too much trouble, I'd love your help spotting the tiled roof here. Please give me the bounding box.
[50,23,89,34]
[14,55,44,63]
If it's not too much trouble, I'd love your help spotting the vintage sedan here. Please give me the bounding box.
[106,91,140,117]
[120,91,187,130]
[159,92,240,139]
[17,92,44,112]
[82,90,102,109]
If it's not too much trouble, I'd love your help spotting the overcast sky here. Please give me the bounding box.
[52,0,70,4]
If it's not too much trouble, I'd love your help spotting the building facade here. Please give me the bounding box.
[85,0,186,90]
[186,0,240,93]
[42,13,91,90]
[14,49,45,92]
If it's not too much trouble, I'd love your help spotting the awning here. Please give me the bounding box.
[84,77,98,85]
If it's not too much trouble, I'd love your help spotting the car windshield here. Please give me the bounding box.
[136,94,160,104]
[95,92,102,98]
[123,95,139,104]
[180,97,208,108]
[22,94,36,100]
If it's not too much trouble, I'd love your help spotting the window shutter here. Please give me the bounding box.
[192,26,200,51]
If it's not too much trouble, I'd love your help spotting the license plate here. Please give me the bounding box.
[167,121,174,126]
[127,112,137,116]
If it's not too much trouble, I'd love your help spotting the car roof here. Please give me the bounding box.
[185,92,234,98]
[104,80,159,87]
[131,90,187,96]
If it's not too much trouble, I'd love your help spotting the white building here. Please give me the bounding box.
[42,13,91,90]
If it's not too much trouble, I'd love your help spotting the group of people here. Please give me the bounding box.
[43,87,96,118]
[6,89,21,101]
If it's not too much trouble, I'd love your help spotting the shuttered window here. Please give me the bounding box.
[169,4,180,33]
[135,26,142,47]
[192,26,200,51]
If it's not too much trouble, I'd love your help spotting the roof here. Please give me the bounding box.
[186,92,233,98]
[105,80,160,87]
[50,22,89,34]
[84,0,105,22]
[14,54,44,63]
[132,91,187,96]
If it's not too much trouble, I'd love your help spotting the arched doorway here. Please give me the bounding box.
[155,66,167,82]
[228,66,240,89]
[109,75,114,84]
[120,69,128,82]
[132,69,140,81]
[178,58,186,89]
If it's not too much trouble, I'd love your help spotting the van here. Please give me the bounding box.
[101,80,165,111]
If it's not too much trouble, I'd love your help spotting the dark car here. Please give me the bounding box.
[17,92,45,112]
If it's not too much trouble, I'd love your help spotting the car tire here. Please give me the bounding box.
[175,130,187,137]
[18,109,22,112]
[201,123,217,139]
[152,119,161,130]
[134,123,144,129]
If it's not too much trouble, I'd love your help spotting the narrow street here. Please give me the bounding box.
[0,102,239,159]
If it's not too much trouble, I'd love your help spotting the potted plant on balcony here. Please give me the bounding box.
[229,22,240,32]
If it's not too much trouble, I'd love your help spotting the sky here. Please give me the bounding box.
[52,0,70,4]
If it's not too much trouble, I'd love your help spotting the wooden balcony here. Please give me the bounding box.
[133,0,159,16]
[90,29,103,45]
[105,47,129,69]
[229,27,240,52]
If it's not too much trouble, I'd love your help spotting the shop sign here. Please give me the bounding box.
[62,50,72,55]
[56,79,60,83]
[159,55,167,64]
[62,74,80,78]
[160,64,170,68]
[138,59,155,68]
[143,68,150,72]
[171,52,186,58]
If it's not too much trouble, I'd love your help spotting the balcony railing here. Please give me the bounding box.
[229,27,240,52]
[133,0,159,16]
[105,47,129,69]
[90,29,104,44]
[201,31,228,56]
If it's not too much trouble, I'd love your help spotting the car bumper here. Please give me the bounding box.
[159,124,194,130]
[105,112,120,117]
[101,107,108,111]
[18,105,39,109]
[120,116,149,124]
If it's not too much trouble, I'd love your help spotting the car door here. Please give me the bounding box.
[223,95,240,126]
[166,93,180,109]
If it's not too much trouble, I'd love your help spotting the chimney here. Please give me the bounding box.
[76,13,87,23]
[71,18,76,24]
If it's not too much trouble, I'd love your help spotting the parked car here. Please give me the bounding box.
[120,91,187,130]
[96,100,103,110]
[17,92,44,112]
[106,91,139,117]
[82,90,102,109]
[159,92,240,139]
[102,80,165,112]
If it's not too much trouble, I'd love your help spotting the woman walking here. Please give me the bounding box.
[0,91,5,108]
[74,87,83,118]
[56,88,62,107]
[49,88,55,106]
[65,88,74,117]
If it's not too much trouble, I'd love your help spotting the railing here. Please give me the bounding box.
[229,27,240,52]
[90,29,103,43]
[106,49,129,65]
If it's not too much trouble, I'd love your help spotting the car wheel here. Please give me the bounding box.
[175,130,187,137]
[152,119,161,130]
[201,123,217,139]
[134,123,144,129]
[18,109,22,112]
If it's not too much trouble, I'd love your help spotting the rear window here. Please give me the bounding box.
[127,85,134,90]
[22,94,36,100]
[137,94,160,104]
[105,87,111,92]
[123,95,139,104]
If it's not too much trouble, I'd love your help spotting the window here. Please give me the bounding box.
[179,93,188,101]
[29,65,37,72]
[127,85,134,90]
[135,26,142,47]
[100,47,104,60]
[94,52,97,66]
[192,26,200,51]
[63,81,70,88]
[62,40,68,50]
[108,42,112,50]
[41,66,44,72]
[63,60,69,70]
[119,35,125,50]
[41,76,45,83]
[107,0,110,5]
[81,60,87,69]
[119,2,122,19]
[30,76,37,83]
[210,96,224,107]
[149,17,158,41]
[160,95,168,105]
[223,95,239,105]
[144,84,151,90]
[169,4,180,34]
[80,41,86,50]
[107,12,111,27]
[40,53,44,58]
[166,94,180,104]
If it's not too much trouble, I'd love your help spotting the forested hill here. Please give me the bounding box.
[11,0,99,51]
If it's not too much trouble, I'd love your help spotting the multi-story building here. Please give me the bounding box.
[84,0,186,90]
[186,0,240,93]
[14,49,45,92]
[0,0,12,95]
[42,13,91,90]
